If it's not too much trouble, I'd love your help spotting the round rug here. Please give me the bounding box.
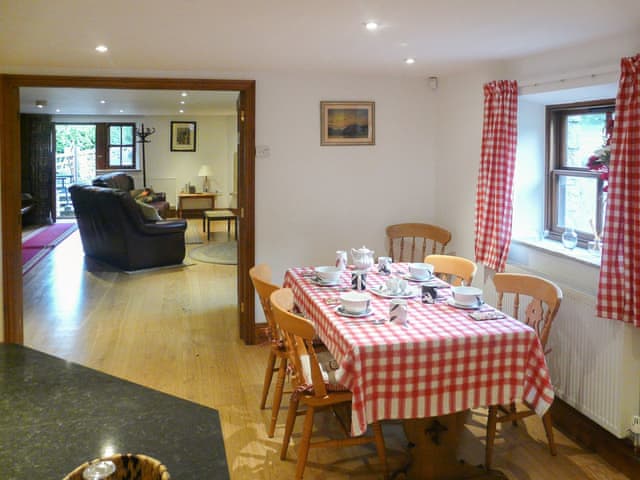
[189,241,237,265]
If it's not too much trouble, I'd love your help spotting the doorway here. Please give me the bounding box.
[1,75,256,345]
[54,124,97,218]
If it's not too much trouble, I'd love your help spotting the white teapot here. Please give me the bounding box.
[351,246,375,271]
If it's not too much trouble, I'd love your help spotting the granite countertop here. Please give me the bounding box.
[0,344,229,479]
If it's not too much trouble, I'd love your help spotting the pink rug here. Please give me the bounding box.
[22,222,77,248]
[22,222,77,274]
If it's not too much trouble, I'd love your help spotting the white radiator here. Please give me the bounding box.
[483,265,640,438]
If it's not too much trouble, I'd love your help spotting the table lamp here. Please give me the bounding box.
[198,165,213,192]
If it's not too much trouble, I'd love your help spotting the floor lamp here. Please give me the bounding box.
[136,123,156,187]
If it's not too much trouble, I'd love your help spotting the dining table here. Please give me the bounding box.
[283,263,554,479]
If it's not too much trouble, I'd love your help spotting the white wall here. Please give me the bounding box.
[433,31,640,431]
[145,115,237,206]
[432,64,505,268]
[254,73,437,284]
[53,114,237,207]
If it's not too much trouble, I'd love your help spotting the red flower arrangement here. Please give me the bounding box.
[587,115,614,191]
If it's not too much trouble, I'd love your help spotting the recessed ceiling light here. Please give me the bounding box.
[95,45,108,53]
[55,108,61,113]
[179,109,184,113]
[405,58,416,65]
[119,109,124,113]
[180,100,185,104]
[35,100,47,109]
[100,99,106,104]
[365,21,379,31]
[181,92,188,97]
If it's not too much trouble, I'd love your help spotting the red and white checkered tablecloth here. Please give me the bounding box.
[283,265,554,436]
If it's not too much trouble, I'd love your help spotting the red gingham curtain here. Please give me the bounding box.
[596,54,640,327]
[474,80,518,272]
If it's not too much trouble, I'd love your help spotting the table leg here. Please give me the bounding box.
[394,412,507,480]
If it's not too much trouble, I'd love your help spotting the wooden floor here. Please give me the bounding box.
[22,220,628,480]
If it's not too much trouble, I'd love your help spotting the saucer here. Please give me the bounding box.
[335,306,373,318]
[403,273,433,283]
[371,285,420,298]
[446,297,483,310]
[310,277,340,287]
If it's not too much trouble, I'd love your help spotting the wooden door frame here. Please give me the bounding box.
[1,74,256,345]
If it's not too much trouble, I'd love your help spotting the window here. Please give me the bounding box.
[105,123,135,169]
[94,122,136,170]
[546,100,614,246]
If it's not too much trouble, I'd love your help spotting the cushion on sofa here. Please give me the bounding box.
[136,200,163,222]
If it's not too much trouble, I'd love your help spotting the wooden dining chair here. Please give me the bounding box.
[270,288,388,480]
[386,223,452,262]
[485,273,563,470]
[249,264,288,438]
[424,254,477,287]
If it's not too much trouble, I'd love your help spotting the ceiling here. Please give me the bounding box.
[19,88,239,116]
[4,1,639,116]
[2,1,639,78]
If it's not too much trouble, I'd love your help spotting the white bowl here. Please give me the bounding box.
[451,286,483,306]
[408,262,434,280]
[314,266,341,284]
[339,291,371,314]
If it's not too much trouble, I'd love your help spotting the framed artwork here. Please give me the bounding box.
[320,101,375,145]
[170,121,197,152]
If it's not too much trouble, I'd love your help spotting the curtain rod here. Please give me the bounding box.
[518,69,619,90]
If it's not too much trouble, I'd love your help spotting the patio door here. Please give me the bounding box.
[54,124,97,218]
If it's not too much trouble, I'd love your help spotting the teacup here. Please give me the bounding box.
[315,266,341,284]
[385,277,408,295]
[339,291,371,314]
[451,286,483,306]
[408,262,434,280]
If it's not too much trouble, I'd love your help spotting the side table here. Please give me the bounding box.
[177,193,218,218]
[203,209,238,240]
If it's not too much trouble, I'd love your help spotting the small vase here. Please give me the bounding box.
[561,228,578,250]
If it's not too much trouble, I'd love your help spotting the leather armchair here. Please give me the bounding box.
[69,184,187,271]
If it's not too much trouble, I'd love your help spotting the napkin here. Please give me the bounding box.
[468,311,505,321]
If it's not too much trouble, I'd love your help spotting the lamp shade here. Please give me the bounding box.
[198,165,213,177]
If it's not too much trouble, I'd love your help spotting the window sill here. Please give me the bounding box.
[511,237,601,268]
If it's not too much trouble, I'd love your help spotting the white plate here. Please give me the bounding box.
[403,273,433,283]
[335,306,373,318]
[370,285,420,298]
[310,277,340,287]
[446,297,483,310]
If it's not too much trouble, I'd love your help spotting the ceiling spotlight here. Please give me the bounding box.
[55,108,61,113]
[180,100,185,104]
[35,100,47,109]
[95,45,108,53]
[365,21,379,31]
[181,92,188,97]
[179,109,184,113]
[119,109,124,113]
[100,99,106,104]
[405,57,416,65]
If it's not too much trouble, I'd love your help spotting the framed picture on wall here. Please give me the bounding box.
[170,121,197,152]
[320,101,375,145]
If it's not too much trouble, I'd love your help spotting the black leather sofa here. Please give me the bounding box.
[69,184,187,271]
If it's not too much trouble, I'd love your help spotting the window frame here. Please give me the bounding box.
[104,122,136,169]
[545,99,614,246]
